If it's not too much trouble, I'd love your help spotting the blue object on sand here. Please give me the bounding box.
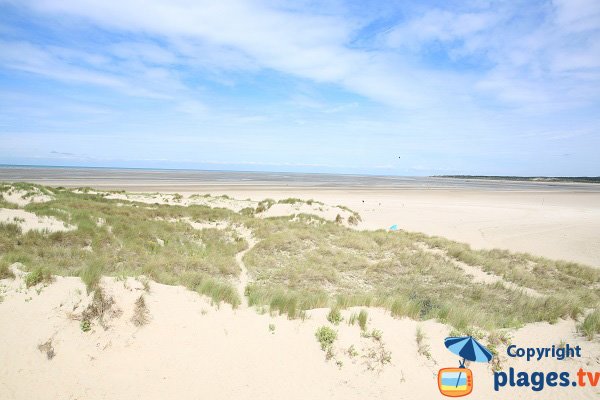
[389,224,398,231]
[444,336,493,388]
[444,336,493,363]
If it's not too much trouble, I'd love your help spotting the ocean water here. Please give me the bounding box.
[1,165,599,191]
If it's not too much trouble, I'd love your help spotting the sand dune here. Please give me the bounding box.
[173,188,600,267]
[1,272,598,400]
[0,208,74,233]
[3,167,599,266]
[0,175,598,399]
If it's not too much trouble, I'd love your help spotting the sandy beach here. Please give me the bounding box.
[3,167,599,266]
[3,1,599,398]
[1,273,599,400]
[1,169,599,399]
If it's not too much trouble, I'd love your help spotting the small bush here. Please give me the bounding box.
[327,307,343,325]
[315,326,337,350]
[335,214,343,224]
[80,320,91,332]
[579,309,600,340]
[362,328,383,342]
[348,215,359,226]
[25,267,52,288]
[256,199,275,213]
[269,323,275,334]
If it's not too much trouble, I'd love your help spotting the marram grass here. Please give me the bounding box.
[1,182,598,332]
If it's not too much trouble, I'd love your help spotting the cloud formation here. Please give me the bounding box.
[0,0,598,175]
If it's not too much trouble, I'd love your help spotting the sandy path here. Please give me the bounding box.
[232,225,257,307]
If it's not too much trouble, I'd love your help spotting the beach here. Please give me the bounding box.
[3,166,599,266]
[1,167,599,400]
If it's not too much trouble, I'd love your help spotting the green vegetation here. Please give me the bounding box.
[327,307,343,325]
[348,312,357,325]
[0,183,245,307]
[25,267,52,288]
[80,261,103,293]
[243,212,599,331]
[1,182,598,334]
[415,326,431,359]
[315,326,337,350]
[437,175,600,184]
[0,259,15,279]
[255,199,275,213]
[362,328,391,370]
[80,320,91,332]
[579,309,600,340]
[358,309,368,331]
[362,328,383,341]
[347,344,358,358]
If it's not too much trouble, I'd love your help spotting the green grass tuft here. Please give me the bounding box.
[79,261,103,293]
[358,309,368,331]
[327,307,343,325]
[579,309,600,340]
[0,259,15,279]
[25,266,52,288]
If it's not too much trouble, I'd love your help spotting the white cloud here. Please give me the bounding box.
[0,0,599,176]
[2,0,594,115]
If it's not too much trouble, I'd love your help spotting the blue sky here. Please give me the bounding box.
[0,0,599,176]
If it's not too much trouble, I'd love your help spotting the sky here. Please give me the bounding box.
[0,0,599,176]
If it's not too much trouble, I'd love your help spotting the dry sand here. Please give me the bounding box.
[2,167,599,266]
[0,209,74,233]
[1,169,599,399]
[118,187,599,267]
[1,271,598,400]
[1,188,54,207]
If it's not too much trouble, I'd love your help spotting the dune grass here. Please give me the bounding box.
[358,309,368,331]
[579,309,600,339]
[25,266,53,288]
[0,259,14,279]
[0,184,245,306]
[242,211,600,330]
[1,182,598,332]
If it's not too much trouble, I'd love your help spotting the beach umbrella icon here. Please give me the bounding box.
[444,336,493,365]
[443,336,492,389]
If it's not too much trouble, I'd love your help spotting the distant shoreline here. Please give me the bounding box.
[436,175,600,184]
[1,165,599,184]
[2,165,600,192]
